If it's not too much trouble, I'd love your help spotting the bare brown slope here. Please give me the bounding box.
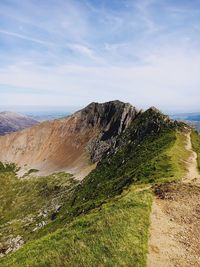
[0,101,139,179]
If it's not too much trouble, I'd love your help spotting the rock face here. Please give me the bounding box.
[0,101,140,179]
[0,236,24,258]
[0,112,38,135]
[85,101,140,162]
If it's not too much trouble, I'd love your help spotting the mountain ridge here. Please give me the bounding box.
[0,111,38,136]
[1,100,198,266]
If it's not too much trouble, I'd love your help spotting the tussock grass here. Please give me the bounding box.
[164,131,191,182]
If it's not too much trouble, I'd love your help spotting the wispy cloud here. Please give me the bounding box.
[0,0,200,111]
[0,29,54,46]
[0,28,98,61]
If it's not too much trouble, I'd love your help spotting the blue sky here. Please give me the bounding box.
[0,0,200,112]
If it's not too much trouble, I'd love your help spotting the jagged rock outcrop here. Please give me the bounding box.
[0,112,38,135]
[0,101,140,179]
[98,106,176,162]
[84,101,140,162]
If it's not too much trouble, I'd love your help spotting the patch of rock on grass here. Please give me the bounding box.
[0,235,24,258]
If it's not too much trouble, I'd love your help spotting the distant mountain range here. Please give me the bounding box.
[171,112,200,132]
[0,111,38,135]
[171,112,200,121]
[187,121,200,132]
[23,111,70,122]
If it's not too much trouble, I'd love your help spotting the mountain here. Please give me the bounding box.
[171,112,200,132]
[171,112,200,122]
[0,111,38,135]
[0,101,200,266]
[185,121,200,132]
[24,111,71,122]
[0,101,139,178]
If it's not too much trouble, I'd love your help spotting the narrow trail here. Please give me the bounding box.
[183,133,200,185]
[147,132,200,267]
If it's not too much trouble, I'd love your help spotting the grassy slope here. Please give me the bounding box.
[0,110,189,267]
[191,130,200,171]
[1,187,152,267]
[0,171,77,245]
[166,131,191,181]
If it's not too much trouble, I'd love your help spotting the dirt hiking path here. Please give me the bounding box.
[183,133,200,185]
[148,132,200,267]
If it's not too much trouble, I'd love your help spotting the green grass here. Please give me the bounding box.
[0,162,18,173]
[191,130,200,171]
[69,129,175,216]
[0,187,152,267]
[0,109,190,267]
[165,131,191,181]
[0,172,77,246]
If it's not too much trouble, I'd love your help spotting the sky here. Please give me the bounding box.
[0,0,200,113]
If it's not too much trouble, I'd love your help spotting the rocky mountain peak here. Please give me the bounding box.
[148,106,162,113]
[85,101,140,162]
[145,106,173,124]
[77,100,139,134]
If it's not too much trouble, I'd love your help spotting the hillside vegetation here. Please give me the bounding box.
[0,108,189,267]
[191,130,200,171]
[1,185,152,267]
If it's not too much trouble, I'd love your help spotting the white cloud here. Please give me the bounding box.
[0,0,200,112]
[1,45,200,112]
[0,29,54,46]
